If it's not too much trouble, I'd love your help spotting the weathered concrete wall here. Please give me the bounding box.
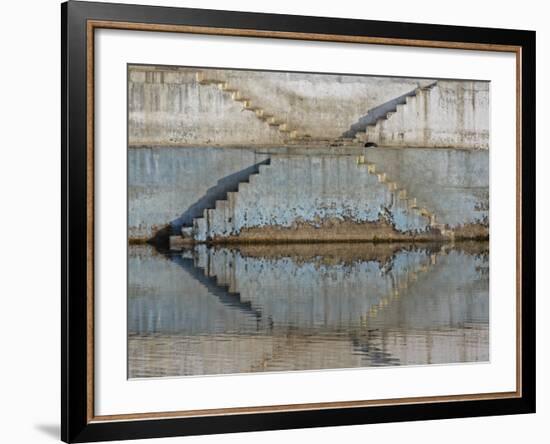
[363,81,490,149]
[190,149,488,242]
[128,147,488,241]
[128,66,434,145]
[129,69,287,146]
[363,147,489,226]
[128,147,270,240]
[193,154,430,242]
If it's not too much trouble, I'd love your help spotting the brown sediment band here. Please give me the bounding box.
[138,220,489,248]
[207,220,488,244]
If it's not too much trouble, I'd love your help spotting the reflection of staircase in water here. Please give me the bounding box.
[245,247,438,370]
[350,251,438,366]
[170,245,439,332]
[169,253,263,321]
[131,244,488,376]
[359,252,438,327]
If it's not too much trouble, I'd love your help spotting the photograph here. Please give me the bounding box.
[127,65,490,378]
[3,0,530,442]
[0,0,542,442]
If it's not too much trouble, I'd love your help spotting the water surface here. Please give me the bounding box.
[128,242,489,378]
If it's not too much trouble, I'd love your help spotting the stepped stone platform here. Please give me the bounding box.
[154,147,489,247]
[127,66,489,245]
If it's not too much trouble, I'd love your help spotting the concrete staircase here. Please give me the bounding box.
[180,158,271,242]
[196,72,313,142]
[184,155,446,244]
[189,159,273,242]
[356,82,438,145]
[196,71,366,146]
[356,154,448,235]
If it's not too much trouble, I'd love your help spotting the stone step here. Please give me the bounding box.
[365,125,378,139]
[201,78,291,137]
[233,95,250,103]
[358,155,439,229]
[387,182,398,192]
[226,191,238,205]
[257,113,273,121]
[278,125,291,133]
[268,118,283,126]
[258,164,271,174]
[215,200,228,211]
[417,207,431,217]
[289,130,301,139]
[196,72,219,84]
[206,208,215,221]
[356,81,439,150]
[238,181,251,192]
[421,82,438,91]
[193,217,206,235]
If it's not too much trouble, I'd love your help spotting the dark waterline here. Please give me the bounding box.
[128,242,489,378]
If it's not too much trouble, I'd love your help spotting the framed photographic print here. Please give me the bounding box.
[61,1,536,442]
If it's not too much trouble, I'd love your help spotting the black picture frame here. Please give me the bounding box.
[62,1,536,442]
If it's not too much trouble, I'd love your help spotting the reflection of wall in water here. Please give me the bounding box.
[129,323,488,378]
[128,245,488,377]
[128,246,259,335]
[128,246,488,333]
